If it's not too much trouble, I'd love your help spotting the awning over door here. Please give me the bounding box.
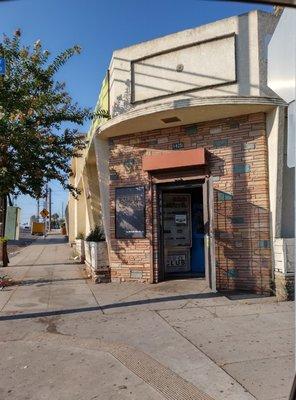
[142,148,206,172]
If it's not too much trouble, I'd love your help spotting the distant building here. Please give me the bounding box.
[5,206,21,240]
[68,10,293,297]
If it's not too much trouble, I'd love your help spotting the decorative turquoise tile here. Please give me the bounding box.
[130,270,143,279]
[227,268,238,278]
[213,139,228,148]
[172,142,184,150]
[219,232,233,239]
[185,125,197,135]
[229,121,239,129]
[110,174,119,181]
[218,191,233,201]
[123,158,136,173]
[110,170,119,180]
[233,164,251,174]
[259,240,270,249]
[231,217,245,224]
[243,143,256,150]
[210,126,222,134]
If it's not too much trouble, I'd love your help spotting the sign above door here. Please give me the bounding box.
[143,148,207,172]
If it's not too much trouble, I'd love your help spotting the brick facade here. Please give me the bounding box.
[108,112,272,294]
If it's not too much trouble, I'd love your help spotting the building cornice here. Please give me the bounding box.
[96,96,286,138]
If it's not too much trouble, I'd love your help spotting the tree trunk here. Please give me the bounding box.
[0,195,9,267]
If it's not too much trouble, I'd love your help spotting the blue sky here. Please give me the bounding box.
[0,0,271,223]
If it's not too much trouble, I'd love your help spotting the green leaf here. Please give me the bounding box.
[0,32,107,199]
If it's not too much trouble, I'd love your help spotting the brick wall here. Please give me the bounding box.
[108,112,272,293]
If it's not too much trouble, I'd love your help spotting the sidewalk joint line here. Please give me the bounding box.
[154,309,257,400]
[85,277,105,315]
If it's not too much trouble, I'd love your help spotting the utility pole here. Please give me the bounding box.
[37,199,40,222]
[0,196,8,267]
[61,202,64,220]
[0,47,8,267]
[48,187,52,231]
[43,184,48,234]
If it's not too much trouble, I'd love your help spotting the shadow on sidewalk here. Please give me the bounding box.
[18,277,87,286]
[32,237,68,245]
[0,292,222,321]
[9,262,80,268]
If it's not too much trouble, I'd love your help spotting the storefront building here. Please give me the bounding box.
[267,7,295,299]
[68,10,292,296]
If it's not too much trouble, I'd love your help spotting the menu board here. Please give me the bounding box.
[162,193,192,247]
[162,193,191,273]
[115,186,145,239]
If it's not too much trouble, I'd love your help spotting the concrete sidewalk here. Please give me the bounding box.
[0,234,294,400]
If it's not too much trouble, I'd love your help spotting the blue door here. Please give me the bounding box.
[191,202,205,274]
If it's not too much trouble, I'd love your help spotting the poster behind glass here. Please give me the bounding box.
[115,186,145,239]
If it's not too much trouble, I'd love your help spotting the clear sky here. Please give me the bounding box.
[0,0,271,224]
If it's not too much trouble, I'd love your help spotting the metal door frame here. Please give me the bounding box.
[202,176,216,291]
[155,177,216,290]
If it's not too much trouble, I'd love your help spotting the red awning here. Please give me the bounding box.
[142,148,206,172]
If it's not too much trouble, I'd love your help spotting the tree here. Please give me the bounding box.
[51,213,60,229]
[0,30,107,266]
[29,214,38,225]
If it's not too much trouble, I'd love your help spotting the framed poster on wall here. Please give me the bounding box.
[115,186,146,239]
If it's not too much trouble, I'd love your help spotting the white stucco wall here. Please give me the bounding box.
[267,8,295,281]
[132,34,236,103]
[108,10,279,118]
[82,169,94,234]
[93,136,111,252]
[266,107,285,239]
[75,182,87,238]
[67,192,76,243]
[274,238,295,274]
